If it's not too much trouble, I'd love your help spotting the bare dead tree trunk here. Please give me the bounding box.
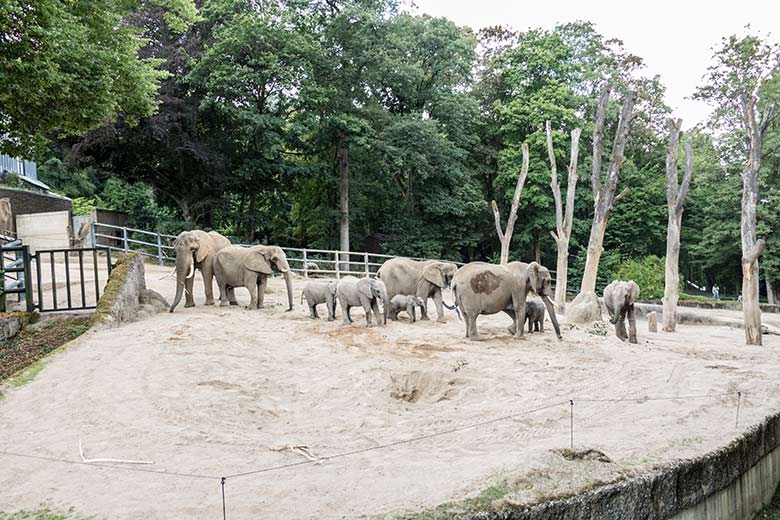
[568,87,637,323]
[546,120,582,312]
[740,92,773,345]
[492,143,529,265]
[580,88,637,293]
[662,119,693,332]
[766,278,777,305]
[338,135,350,270]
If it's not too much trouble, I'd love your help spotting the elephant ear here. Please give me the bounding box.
[358,280,374,299]
[527,262,541,293]
[242,248,273,274]
[195,236,209,264]
[628,280,640,301]
[422,263,445,288]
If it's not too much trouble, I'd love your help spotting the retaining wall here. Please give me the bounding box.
[464,411,780,520]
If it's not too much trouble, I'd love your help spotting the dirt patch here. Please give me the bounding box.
[0,317,90,382]
[389,370,465,403]
[553,448,612,463]
[410,343,462,353]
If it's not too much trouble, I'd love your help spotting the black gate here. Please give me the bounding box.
[0,241,113,313]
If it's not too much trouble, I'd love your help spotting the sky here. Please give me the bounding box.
[410,0,779,129]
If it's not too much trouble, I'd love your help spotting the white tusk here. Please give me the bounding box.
[186,262,195,279]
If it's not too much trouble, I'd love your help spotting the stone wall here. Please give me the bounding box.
[464,411,780,520]
[0,188,71,231]
[92,253,168,328]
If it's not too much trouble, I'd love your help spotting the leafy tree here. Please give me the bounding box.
[0,0,198,158]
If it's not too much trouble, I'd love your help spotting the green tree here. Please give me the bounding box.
[0,0,198,158]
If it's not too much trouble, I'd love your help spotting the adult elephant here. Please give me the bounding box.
[377,258,458,323]
[213,245,294,311]
[450,261,562,341]
[169,230,231,312]
[603,280,640,343]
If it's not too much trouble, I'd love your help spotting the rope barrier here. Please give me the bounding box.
[0,390,745,519]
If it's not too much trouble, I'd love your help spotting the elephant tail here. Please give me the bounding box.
[443,287,462,321]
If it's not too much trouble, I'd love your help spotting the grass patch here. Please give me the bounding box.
[0,508,93,520]
[389,482,511,520]
[0,317,91,383]
[755,481,780,519]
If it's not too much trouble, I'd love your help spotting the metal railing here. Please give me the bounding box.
[90,222,462,278]
[0,240,33,312]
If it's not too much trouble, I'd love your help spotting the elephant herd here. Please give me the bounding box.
[168,230,640,343]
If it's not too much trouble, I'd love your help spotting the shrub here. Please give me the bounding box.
[612,255,681,300]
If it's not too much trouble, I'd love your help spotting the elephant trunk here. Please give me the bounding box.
[169,252,193,312]
[543,295,562,339]
[283,270,293,311]
[610,303,622,324]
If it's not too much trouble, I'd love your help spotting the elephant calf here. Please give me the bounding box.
[337,276,389,327]
[603,280,640,343]
[301,280,337,320]
[388,295,424,322]
[525,299,545,333]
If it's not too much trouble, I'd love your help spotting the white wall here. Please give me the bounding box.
[16,210,70,253]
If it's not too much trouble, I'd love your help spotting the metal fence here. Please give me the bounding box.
[0,240,32,312]
[89,222,460,278]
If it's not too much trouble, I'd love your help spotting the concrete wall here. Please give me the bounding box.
[0,187,71,223]
[15,210,70,253]
[464,411,780,520]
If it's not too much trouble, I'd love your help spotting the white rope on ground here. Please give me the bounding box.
[271,445,323,464]
[79,439,155,465]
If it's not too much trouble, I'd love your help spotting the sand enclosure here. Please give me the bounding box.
[1,262,780,519]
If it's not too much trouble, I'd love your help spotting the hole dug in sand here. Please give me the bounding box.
[389,370,465,403]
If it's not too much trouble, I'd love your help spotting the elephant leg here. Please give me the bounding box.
[246,284,258,310]
[218,280,230,307]
[627,306,638,344]
[310,303,318,319]
[228,287,238,305]
[527,314,532,333]
[538,319,544,333]
[371,300,382,326]
[359,296,373,327]
[184,275,195,308]
[615,318,628,341]
[504,310,517,335]
[467,313,480,341]
[257,276,268,308]
[410,305,416,323]
[432,289,446,323]
[417,288,430,320]
[201,262,216,306]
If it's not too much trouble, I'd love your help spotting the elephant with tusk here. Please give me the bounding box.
[169,230,231,312]
[377,258,458,323]
[603,280,640,343]
[213,245,294,311]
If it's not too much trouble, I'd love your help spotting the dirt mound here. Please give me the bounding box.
[553,448,612,463]
[389,370,464,403]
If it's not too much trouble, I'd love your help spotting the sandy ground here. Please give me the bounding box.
[1,262,780,519]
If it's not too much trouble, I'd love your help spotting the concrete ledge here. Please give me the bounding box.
[463,411,780,520]
[92,253,168,328]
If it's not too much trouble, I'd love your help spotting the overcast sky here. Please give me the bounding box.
[410,0,778,129]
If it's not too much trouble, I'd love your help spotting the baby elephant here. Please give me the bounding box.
[301,280,337,320]
[603,280,640,343]
[388,295,425,322]
[525,299,545,333]
[337,276,389,327]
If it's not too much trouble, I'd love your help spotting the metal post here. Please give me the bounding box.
[93,249,100,302]
[156,233,163,265]
[35,252,43,312]
[364,252,369,277]
[303,249,308,278]
[736,391,742,428]
[106,248,113,275]
[64,251,72,309]
[122,227,129,253]
[335,251,340,279]
[221,477,227,520]
[89,221,96,248]
[569,400,574,449]
[50,251,57,310]
[0,244,5,313]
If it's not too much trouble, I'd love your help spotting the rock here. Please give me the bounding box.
[647,311,658,333]
[566,291,602,324]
